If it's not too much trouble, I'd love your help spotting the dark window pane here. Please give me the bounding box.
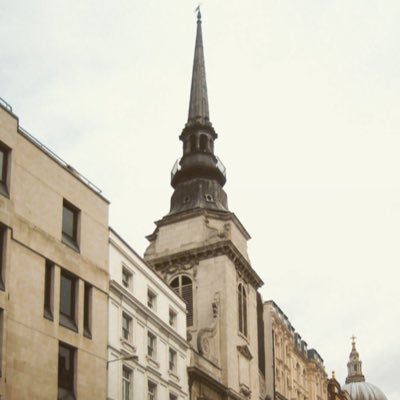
[83,283,91,337]
[170,277,179,288]
[58,343,75,399]
[0,226,5,289]
[0,150,4,182]
[62,206,75,238]
[44,260,53,319]
[60,274,73,317]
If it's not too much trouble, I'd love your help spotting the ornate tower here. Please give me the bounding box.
[145,10,264,400]
[169,10,228,215]
[345,336,365,384]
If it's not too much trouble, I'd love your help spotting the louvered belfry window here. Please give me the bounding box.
[238,283,247,336]
[171,275,193,326]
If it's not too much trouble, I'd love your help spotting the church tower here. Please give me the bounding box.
[345,336,365,384]
[145,11,264,400]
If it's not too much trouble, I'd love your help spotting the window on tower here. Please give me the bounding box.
[238,283,247,336]
[170,275,193,326]
[199,134,208,151]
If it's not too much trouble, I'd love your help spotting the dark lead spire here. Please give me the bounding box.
[187,9,210,126]
[169,11,228,215]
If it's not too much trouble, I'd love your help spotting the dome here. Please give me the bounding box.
[341,337,388,400]
[342,382,388,400]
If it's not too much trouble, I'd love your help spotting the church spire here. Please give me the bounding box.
[187,9,210,126]
[168,10,228,215]
[346,336,366,384]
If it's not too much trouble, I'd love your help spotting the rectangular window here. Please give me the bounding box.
[58,342,75,400]
[169,348,177,372]
[0,225,6,290]
[83,283,92,337]
[44,260,54,320]
[0,308,4,377]
[122,267,132,290]
[169,308,177,328]
[122,313,132,341]
[59,270,77,331]
[147,332,156,359]
[147,289,156,310]
[0,142,10,197]
[122,366,132,400]
[169,394,177,400]
[62,200,80,250]
[148,381,157,400]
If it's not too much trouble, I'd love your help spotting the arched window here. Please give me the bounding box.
[238,283,247,336]
[170,275,193,326]
[199,134,208,151]
[190,136,197,152]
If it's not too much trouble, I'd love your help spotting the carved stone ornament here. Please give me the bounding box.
[240,383,252,398]
[197,295,220,365]
[237,345,253,360]
[162,260,198,280]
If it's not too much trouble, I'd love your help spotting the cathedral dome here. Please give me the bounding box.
[341,337,388,400]
[342,381,388,400]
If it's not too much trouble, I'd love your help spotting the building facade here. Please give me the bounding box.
[263,301,328,400]
[144,11,264,400]
[0,99,110,399]
[108,228,189,400]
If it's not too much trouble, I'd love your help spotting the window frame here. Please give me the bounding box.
[44,260,54,320]
[58,342,76,400]
[170,275,193,327]
[83,282,92,338]
[62,200,80,251]
[122,366,132,400]
[122,312,132,342]
[169,308,177,329]
[169,347,177,373]
[148,380,157,400]
[122,266,132,290]
[238,283,248,337]
[147,331,157,360]
[0,225,7,291]
[147,288,157,310]
[59,270,78,332]
[0,142,10,197]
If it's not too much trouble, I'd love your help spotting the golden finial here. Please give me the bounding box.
[332,371,336,380]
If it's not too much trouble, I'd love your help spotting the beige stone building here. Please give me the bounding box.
[0,98,109,399]
[263,301,328,400]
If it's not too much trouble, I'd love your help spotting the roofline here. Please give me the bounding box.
[109,227,187,308]
[0,98,109,204]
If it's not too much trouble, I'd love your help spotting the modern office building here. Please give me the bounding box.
[0,99,110,399]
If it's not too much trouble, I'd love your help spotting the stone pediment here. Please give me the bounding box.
[237,345,253,360]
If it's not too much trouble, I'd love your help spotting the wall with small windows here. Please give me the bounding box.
[0,104,110,399]
[107,228,189,400]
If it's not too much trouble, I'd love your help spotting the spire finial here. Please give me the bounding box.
[195,4,202,21]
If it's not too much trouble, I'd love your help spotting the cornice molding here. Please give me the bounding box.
[148,239,263,288]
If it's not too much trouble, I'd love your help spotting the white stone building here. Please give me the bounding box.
[107,228,189,400]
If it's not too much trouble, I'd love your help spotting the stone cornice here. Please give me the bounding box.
[148,239,263,288]
[147,208,251,242]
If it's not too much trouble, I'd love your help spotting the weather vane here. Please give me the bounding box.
[195,2,202,20]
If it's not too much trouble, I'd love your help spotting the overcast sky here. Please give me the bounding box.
[1,1,398,398]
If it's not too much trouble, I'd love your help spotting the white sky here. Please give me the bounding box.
[1,1,399,398]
